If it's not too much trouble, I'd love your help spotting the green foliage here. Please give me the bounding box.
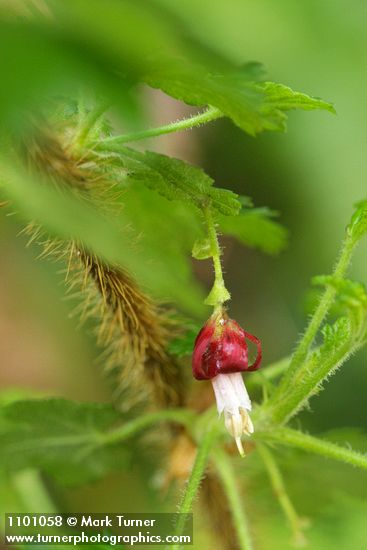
[114,182,206,315]
[0,1,334,138]
[267,316,354,423]
[0,399,130,486]
[147,64,334,136]
[347,200,367,244]
[313,276,367,337]
[0,157,205,312]
[168,325,201,357]
[191,237,213,260]
[99,146,241,216]
[219,208,289,255]
[255,82,335,132]
[0,3,365,549]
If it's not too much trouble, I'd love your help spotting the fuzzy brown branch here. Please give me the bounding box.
[21,121,185,409]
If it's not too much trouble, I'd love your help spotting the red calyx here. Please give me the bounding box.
[192,311,262,380]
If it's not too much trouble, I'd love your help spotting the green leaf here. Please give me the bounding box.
[145,64,266,136]
[147,68,334,136]
[0,2,334,139]
[317,317,352,361]
[219,207,288,255]
[256,82,336,132]
[192,237,213,260]
[312,276,367,336]
[0,399,130,486]
[114,182,207,315]
[347,200,367,244]
[103,146,241,216]
[312,276,367,310]
[168,325,201,357]
[0,157,203,312]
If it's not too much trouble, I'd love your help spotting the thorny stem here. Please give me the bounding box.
[213,449,254,550]
[257,443,307,546]
[170,422,219,550]
[259,427,367,470]
[203,206,230,307]
[273,234,356,399]
[98,106,223,148]
[267,333,356,425]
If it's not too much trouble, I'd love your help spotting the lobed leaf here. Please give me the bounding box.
[0,399,130,486]
[313,276,367,310]
[347,200,367,244]
[0,2,334,138]
[146,66,334,136]
[312,276,367,336]
[256,82,336,132]
[219,208,289,255]
[102,146,242,216]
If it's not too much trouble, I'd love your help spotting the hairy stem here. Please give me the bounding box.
[101,409,195,445]
[98,106,222,148]
[203,206,230,306]
[276,235,356,397]
[170,422,219,550]
[266,335,358,425]
[257,443,306,545]
[213,449,254,550]
[259,427,367,470]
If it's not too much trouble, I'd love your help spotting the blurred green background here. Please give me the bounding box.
[1,1,367,549]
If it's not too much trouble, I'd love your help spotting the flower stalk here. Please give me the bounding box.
[170,421,219,550]
[203,206,230,307]
[213,448,254,550]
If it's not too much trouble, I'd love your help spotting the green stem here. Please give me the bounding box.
[274,234,356,397]
[98,106,222,148]
[101,409,194,445]
[11,470,83,550]
[259,427,367,470]
[267,336,357,425]
[203,206,230,307]
[12,469,57,513]
[213,449,254,550]
[257,443,306,546]
[170,422,219,550]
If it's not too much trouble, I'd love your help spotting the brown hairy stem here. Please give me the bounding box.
[21,122,185,409]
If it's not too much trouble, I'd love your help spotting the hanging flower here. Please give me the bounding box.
[192,309,262,456]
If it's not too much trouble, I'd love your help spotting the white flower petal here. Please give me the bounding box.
[211,373,254,456]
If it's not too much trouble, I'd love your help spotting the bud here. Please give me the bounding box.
[192,310,262,456]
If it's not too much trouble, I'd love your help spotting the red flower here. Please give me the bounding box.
[192,311,262,380]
